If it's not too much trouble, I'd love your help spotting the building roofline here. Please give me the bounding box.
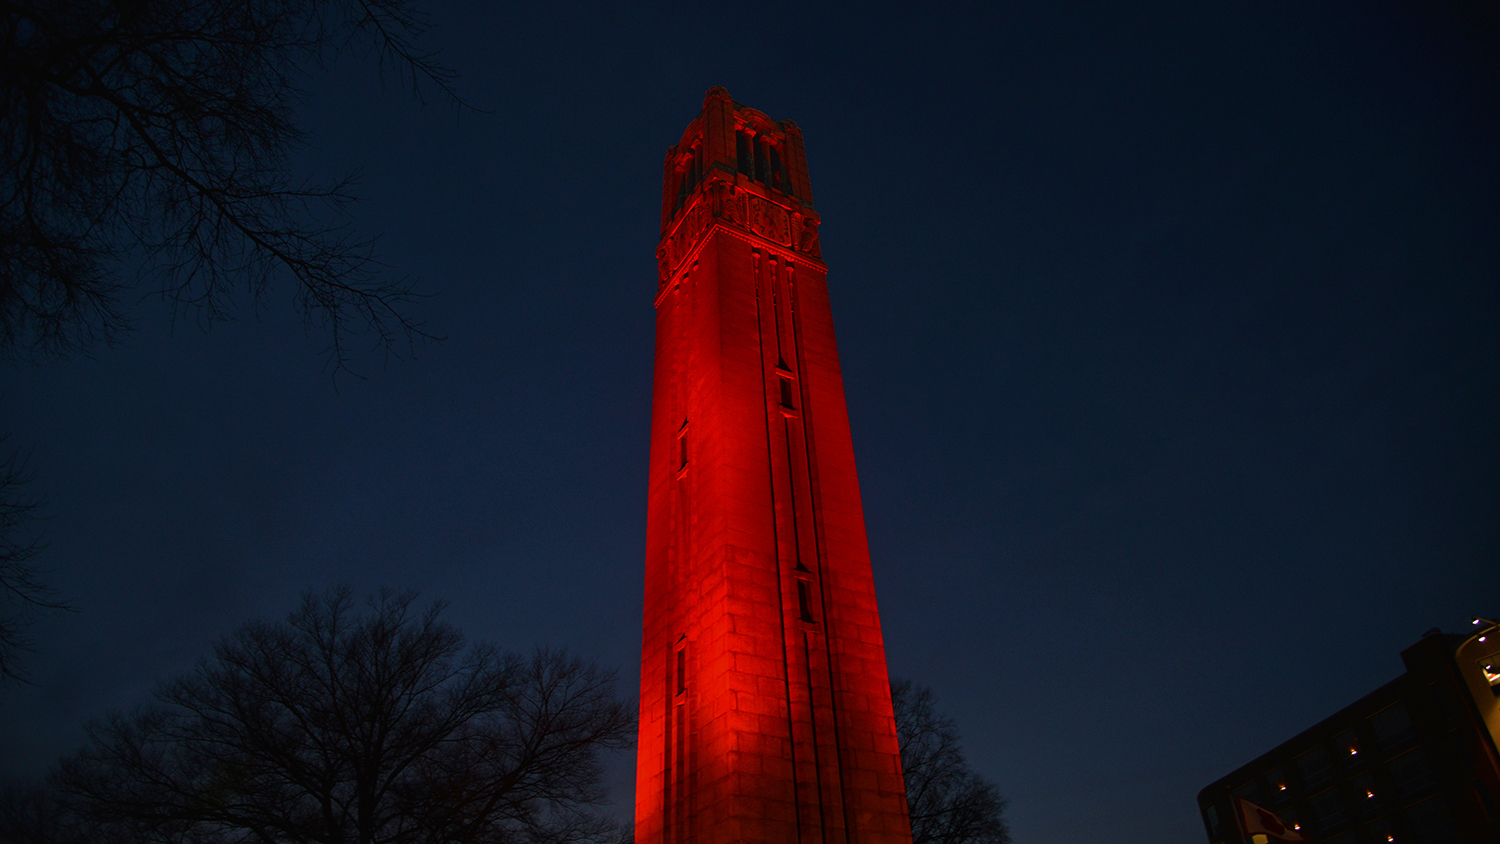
[1197,661,1415,801]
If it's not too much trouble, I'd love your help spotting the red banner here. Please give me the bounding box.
[1236,796,1307,842]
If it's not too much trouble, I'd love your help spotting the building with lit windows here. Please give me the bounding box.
[1197,625,1500,844]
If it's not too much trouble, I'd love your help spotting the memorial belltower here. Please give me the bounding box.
[636,88,913,844]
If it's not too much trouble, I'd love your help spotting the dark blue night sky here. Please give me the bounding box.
[2,3,1497,842]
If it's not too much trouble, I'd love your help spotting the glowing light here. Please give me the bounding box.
[1278,784,1287,791]
[1349,747,1358,755]
[1365,790,1375,798]
[1480,635,1488,642]
[637,90,913,844]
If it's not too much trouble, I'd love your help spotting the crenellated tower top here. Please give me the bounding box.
[657,87,822,295]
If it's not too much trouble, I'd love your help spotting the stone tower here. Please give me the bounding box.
[635,88,912,844]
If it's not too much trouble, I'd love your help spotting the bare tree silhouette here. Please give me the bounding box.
[1,0,460,369]
[891,678,1012,844]
[0,444,65,683]
[58,588,634,844]
[1,0,466,680]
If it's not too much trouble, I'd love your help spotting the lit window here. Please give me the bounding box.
[1480,657,1500,688]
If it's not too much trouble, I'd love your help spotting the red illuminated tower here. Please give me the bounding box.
[636,88,913,844]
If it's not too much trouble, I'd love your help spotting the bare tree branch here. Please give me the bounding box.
[0,441,67,684]
[891,678,1012,844]
[58,587,633,844]
[0,0,463,373]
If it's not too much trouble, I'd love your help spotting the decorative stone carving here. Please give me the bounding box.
[723,189,746,228]
[661,182,823,284]
[660,198,714,282]
[748,196,792,246]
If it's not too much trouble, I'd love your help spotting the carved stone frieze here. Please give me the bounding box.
[796,215,820,257]
[658,197,712,284]
[659,182,821,284]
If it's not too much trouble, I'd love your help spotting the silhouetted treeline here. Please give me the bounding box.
[0,588,633,844]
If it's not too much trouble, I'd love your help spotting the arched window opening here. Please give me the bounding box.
[736,131,752,177]
[672,145,703,214]
[735,127,792,195]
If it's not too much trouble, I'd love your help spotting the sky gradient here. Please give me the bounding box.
[2,2,1498,842]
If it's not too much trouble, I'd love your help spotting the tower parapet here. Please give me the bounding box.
[657,88,822,299]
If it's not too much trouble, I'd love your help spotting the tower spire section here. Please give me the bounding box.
[637,88,913,844]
